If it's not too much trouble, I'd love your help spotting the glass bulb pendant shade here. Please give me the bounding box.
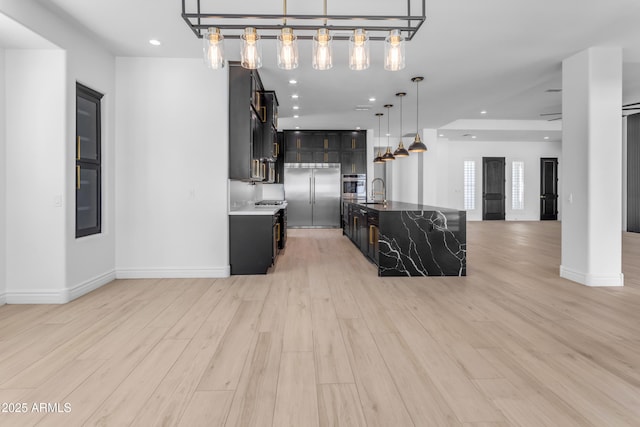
[241,27,262,69]
[408,132,428,152]
[349,29,370,71]
[277,28,299,70]
[312,28,333,70]
[384,29,405,71]
[374,150,385,164]
[382,146,396,161]
[394,141,409,157]
[203,27,225,69]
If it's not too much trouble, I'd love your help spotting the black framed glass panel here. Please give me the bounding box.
[76,83,103,238]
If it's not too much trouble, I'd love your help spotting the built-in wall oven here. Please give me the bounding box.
[342,174,366,200]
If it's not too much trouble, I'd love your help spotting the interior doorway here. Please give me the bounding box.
[482,157,506,220]
[540,157,559,220]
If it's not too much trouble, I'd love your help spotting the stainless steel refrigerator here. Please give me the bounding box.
[284,163,341,228]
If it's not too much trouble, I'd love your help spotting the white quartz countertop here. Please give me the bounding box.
[229,202,287,216]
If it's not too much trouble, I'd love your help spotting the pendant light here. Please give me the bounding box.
[278,28,299,69]
[203,27,225,69]
[374,113,385,164]
[277,0,298,69]
[382,104,395,161]
[241,27,262,69]
[394,92,409,157]
[349,29,370,71]
[313,0,332,70]
[384,29,405,71]
[408,76,427,152]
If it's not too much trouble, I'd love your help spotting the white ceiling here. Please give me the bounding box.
[23,0,640,139]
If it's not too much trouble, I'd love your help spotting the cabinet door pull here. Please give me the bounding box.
[77,136,81,160]
[260,106,267,123]
[262,163,266,179]
[274,142,279,157]
[369,225,374,244]
[352,138,356,149]
[297,138,301,149]
[324,138,328,149]
[276,223,281,242]
[76,165,81,189]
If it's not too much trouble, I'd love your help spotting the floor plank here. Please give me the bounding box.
[0,223,636,426]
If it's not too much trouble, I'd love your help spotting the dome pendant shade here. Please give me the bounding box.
[382,146,395,161]
[394,141,410,157]
[374,151,385,163]
[203,27,225,69]
[408,132,428,152]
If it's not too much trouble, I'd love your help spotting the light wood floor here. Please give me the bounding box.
[1,222,640,426]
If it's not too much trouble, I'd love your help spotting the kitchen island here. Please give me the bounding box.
[344,201,466,277]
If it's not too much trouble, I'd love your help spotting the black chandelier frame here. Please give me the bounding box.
[182,0,426,41]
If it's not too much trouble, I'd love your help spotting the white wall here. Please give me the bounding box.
[1,1,117,302]
[5,50,67,302]
[115,58,229,278]
[0,47,6,304]
[444,139,562,221]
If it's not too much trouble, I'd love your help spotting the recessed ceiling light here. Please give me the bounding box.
[295,126,300,129]
[369,97,376,102]
[439,134,444,137]
[544,136,550,140]
[291,94,299,99]
[289,79,297,84]
[294,114,299,118]
[356,126,361,130]
[293,105,299,110]
[149,39,161,46]
[385,133,391,137]
[471,135,477,139]
[480,110,487,114]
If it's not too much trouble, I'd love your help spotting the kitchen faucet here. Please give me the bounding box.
[371,178,386,204]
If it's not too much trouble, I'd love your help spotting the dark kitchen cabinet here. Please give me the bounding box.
[341,150,366,174]
[262,91,279,160]
[341,131,366,151]
[230,213,280,275]
[229,63,259,180]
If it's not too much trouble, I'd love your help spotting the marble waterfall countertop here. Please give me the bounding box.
[345,200,466,277]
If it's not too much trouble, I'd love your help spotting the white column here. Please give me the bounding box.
[560,47,623,287]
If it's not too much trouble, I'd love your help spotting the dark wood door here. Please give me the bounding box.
[482,157,505,220]
[540,158,559,220]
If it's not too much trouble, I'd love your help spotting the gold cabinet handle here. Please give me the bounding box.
[324,138,328,149]
[77,136,81,160]
[261,106,267,123]
[262,163,266,179]
[352,138,355,149]
[369,225,374,244]
[76,165,81,189]
[297,138,301,149]
[276,223,281,242]
[274,142,279,157]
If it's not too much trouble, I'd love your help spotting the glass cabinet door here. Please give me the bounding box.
[76,83,103,237]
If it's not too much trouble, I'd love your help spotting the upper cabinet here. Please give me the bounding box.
[228,63,281,181]
[283,130,367,173]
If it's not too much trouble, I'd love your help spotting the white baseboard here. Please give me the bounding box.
[69,270,117,301]
[5,270,117,304]
[0,291,6,306]
[115,266,230,279]
[560,265,624,287]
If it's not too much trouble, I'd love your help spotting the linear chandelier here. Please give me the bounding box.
[182,0,426,71]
